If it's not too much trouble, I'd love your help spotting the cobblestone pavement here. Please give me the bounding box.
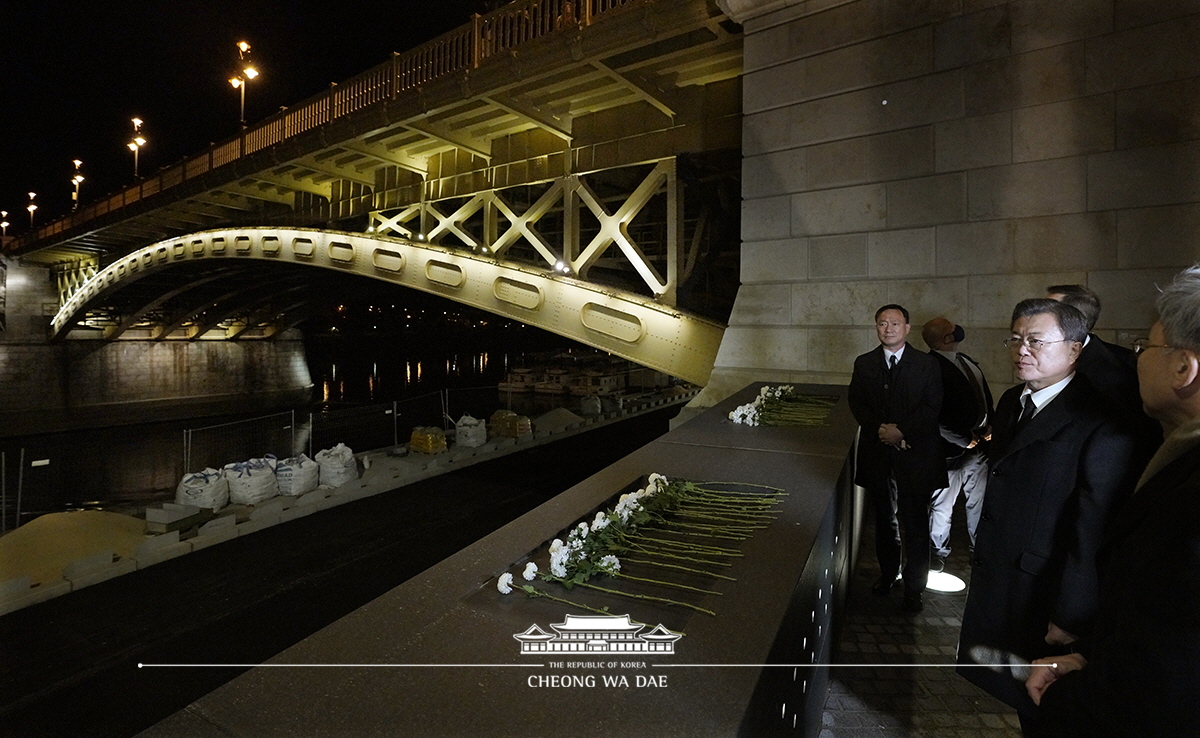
[820,505,1022,737]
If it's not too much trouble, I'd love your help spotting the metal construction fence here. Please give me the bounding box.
[0,381,647,531]
[180,387,533,478]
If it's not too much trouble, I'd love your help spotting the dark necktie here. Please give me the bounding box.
[1016,394,1036,432]
[884,355,897,390]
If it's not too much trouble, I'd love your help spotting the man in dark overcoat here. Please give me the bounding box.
[957,298,1146,734]
[1025,266,1200,735]
[849,303,946,613]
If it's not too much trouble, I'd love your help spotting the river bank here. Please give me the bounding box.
[0,387,695,618]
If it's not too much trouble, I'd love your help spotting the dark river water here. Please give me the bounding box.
[0,328,591,529]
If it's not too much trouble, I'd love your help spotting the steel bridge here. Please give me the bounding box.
[8,0,742,385]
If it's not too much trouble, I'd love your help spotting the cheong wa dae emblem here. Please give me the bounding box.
[514,614,681,654]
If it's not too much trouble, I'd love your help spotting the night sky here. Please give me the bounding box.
[0,1,493,238]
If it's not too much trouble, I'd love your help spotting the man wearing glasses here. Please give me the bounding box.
[1026,266,1200,735]
[957,298,1146,734]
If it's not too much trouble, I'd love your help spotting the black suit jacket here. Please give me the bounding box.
[1037,442,1200,735]
[958,375,1147,710]
[848,343,947,494]
[930,350,994,458]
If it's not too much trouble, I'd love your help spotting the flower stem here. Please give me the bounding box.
[577,581,716,616]
[612,571,722,596]
[622,556,737,580]
[521,585,612,616]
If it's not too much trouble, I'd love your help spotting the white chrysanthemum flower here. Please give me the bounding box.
[592,511,609,531]
[577,521,589,538]
[598,555,621,573]
[497,572,514,594]
[522,562,538,581]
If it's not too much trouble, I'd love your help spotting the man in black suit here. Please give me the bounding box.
[1026,266,1200,735]
[1046,284,1161,451]
[957,299,1146,733]
[849,304,947,613]
[922,317,994,570]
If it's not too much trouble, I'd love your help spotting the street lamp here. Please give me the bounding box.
[128,118,147,178]
[71,159,84,211]
[229,40,259,129]
[27,193,37,227]
[1,211,9,239]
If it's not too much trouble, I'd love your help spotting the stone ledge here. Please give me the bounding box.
[0,578,72,617]
[135,542,194,570]
[66,558,138,591]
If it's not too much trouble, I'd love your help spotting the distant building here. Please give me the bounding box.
[513,614,681,654]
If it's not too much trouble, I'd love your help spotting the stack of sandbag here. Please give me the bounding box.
[223,456,279,505]
[315,443,358,487]
[455,414,487,447]
[175,467,229,510]
[410,426,447,454]
[489,409,532,438]
[276,454,319,497]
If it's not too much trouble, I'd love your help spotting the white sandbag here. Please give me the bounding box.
[276,454,319,497]
[315,443,358,488]
[580,395,602,416]
[455,414,487,447]
[223,456,279,505]
[175,467,229,510]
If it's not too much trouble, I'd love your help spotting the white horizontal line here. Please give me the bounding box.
[140,662,1050,669]
[660,663,1045,669]
[138,663,544,668]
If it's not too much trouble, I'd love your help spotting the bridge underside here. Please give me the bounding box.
[52,229,724,387]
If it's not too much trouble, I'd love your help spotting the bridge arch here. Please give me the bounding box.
[52,228,724,386]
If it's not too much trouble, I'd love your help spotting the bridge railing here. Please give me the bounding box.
[9,0,642,256]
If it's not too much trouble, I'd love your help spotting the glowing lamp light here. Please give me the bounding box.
[926,570,966,593]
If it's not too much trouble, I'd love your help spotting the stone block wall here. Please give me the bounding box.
[706,0,1200,403]
[0,258,313,435]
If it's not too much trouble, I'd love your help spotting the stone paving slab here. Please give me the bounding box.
[820,502,1021,737]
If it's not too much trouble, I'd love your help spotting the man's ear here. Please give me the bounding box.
[1174,350,1200,394]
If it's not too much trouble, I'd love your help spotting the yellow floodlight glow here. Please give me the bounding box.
[243,66,258,80]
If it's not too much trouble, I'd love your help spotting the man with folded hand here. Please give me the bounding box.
[957,299,1145,734]
[1025,266,1200,735]
[849,304,946,614]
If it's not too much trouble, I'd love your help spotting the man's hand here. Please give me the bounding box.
[1045,621,1078,646]
[1026,653,1087,706]
[878,423,905,447]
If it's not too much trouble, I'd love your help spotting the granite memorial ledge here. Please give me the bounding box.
[137,383,861,738]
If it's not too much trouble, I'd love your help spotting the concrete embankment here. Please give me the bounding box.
[0,388,695,616]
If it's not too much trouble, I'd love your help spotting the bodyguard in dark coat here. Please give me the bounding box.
[957,299,1145,734]
[849,304,947,613]
[1046,283,1161,452]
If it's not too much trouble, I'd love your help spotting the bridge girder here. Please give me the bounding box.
[52,228,725,386]
[10,0,741,280]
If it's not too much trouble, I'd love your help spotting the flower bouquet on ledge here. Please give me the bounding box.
[729,385,838,427]
[496,473,786,618]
